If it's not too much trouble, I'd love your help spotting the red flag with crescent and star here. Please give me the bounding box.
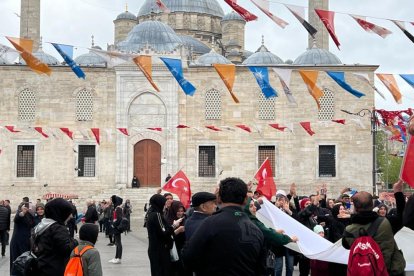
[162,170,191,208]
[401,136,414,188]
[254,158,276,200]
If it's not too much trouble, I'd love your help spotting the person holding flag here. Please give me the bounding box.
[162,170,192,209]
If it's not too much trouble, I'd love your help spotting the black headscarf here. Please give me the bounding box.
[45,198,74,224]
[166,200,185,225]
[111,195,123,208]
[149,194,167,213]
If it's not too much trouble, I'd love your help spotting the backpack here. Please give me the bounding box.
[346,217,389,276]
[117,217,130,233]
[64,245,93,276]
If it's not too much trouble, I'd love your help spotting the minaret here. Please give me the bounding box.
[20,0,41,52]
[113,3,137,46]
[308,0,329,50]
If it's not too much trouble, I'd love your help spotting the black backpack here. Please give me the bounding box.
[117,217,130,233]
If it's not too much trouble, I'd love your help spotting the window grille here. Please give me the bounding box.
[258,91,275,120]
[205,89,221,120]
[319,145,336,177]
[198,146,215,177]
[76,89,93,121]
[18,88,36,121]
[318,88,335,121]
[258,146,275,176]
[17,145,35,177]
[78,145,96,177]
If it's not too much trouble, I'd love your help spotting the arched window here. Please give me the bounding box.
[258,91,275,120]
[205,89,221,120]
[18,88,36,121]
[318,88,335,121]
[76,89,93,121]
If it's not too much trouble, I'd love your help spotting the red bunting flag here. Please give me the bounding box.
[314,9,340,50]
[350,15,392,38]
[91,128,100,145]
[300,122,316,136]
[60,128,73,140]
[206,126,221,131]
[156,0,170,13]
[269,124,286,131]
[224,0,258,22]
[401,136,414,188]
[332,119,346,125]
[34,127,49,138]
[117,128,129,136]
[236,124,251,132]
[177,124,189,129]
[162,170,191,208]
[5,125,20,133]
[254,158,276,200]
[147,127,162,131]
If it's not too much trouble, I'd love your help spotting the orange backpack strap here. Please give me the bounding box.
[78,245,93,256]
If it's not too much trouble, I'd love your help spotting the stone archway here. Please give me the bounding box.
[133,139,161,187]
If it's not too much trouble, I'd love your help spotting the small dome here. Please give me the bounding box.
[293,46,341,65]
[138,0,224,18]
[22,48,59,65]
[0,56,10,64]
[178,35,210,55]
[243,50,253,58]
[75,49,106,66]
[222,11,246,22]
[116,11,137,21]
[242,44,283,65]
[117,21,182,53]
[285,59,293,64]
[195,49,232,66]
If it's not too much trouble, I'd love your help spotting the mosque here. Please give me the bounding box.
[0,0,376,204]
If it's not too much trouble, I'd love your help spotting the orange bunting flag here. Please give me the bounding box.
[5,125,21,133]
[117,128,129,136]
[213,64,239,103]
[300,122,316,136]
[376,74,402,104]
[6,37,52,76]
[34,127,49,138]
[133,56,160,92]
[314,9,340,50]
[298,70,324,109]
[60,128,73,140]
[91,128,100,145]
[236,124,251,132]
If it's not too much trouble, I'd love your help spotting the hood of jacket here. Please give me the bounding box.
[45,198,74,224]
[34,218,56,235]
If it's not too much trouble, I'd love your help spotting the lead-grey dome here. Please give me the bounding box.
[75,46,106,66]
[117,21,182,53]
[138,0,224,18]
[242,44,283,65]
[116,11,137,20]
[195,49,232,66]
[0,56,10,64]
[22,48,59,65]
[178,35,210,55]
[222,11,245,22]
[293,46,341,65]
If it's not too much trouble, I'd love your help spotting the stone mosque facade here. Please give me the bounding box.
[0,0,376,204]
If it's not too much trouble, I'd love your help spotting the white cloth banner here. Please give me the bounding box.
[353,72,386,100]
[257,198,414,270]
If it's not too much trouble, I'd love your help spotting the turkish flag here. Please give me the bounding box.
[401,136,414,188]
[162,170,192,208]
[254,158,276,200]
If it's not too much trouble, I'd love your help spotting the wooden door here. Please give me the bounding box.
[134,140,161,187]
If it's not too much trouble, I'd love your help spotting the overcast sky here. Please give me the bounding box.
[1,0,413,111]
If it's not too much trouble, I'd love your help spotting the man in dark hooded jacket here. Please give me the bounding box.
[32,198,77,276]
[108,195,123,264]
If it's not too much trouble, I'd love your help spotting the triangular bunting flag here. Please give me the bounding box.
[376,74,402,104]
[284,4,317,37]
[272,68,297,105]
[91,128,100,145]
[236,124,251,132]
[314,9,340,50]
[326,71,365,98]
[60,128,73,140]
[117,128,129,136]
[133,56,160,92]
[299,70,324,109]
[160,57,196,96]
[332,119,346,125]
[34,127,49,138]
[156,0,170,13]
[213,64,239,103]
[269,124,286,131]
[248,66,277,98]
[400,74,414,89]
[350,15,392,38]
[352,72,386,100]
[177,125,189,129]
[300,122,315,136]
[392,20,414,44]
[224,0,258,22]
[206,126,221,131]
[148,128,162,131]
[89,48,131,67]
[5,126,21,133]
[251,0,288,28]
[51,43,85,79]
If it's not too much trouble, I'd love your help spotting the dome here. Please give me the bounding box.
[75,47,106,66]
[0,56,10,65]
[117,21,182,53]
[195,49,232,66]
[116,11,137,21]
[22,48,59,65]
[243,50,253,58]
[293,46,341,65]
[178,35,210,54]
[222,11,246,22]
[138,0,224,18]
[242,44,284,65]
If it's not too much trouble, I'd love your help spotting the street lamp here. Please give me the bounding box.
[341,108,378,195]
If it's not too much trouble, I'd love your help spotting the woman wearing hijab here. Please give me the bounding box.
[33,203,45,227]
[147,194,182,276]
[32,198,77,276]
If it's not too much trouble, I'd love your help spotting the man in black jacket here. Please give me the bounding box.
[0,200,10,257]
[184,192,216,241]
[182,177,266,276]
[84,199,98,223]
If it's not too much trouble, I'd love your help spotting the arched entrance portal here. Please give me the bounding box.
[134,139,161,187]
